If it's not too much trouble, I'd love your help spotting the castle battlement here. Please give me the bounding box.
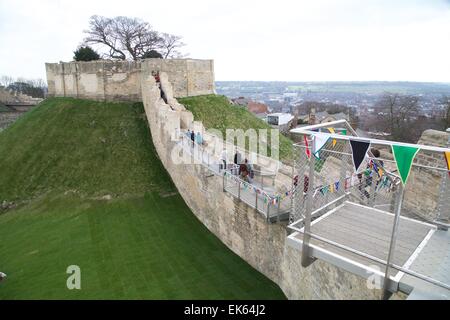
[45,58,215,101]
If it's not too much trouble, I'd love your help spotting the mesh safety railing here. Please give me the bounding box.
[178,132,292,222]
[289,120,450,299]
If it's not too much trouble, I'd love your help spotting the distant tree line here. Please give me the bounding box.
[363,92,450,143]
[0,75,47,98]
[73,15,186,62]
[294,94,450,143]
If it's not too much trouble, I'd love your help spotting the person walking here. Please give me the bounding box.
[186,129,191,147]
[246,158,254,180]
[239,159,253,183]
[190,130,195,148]
[233,149,242,175]
[220,147,228,172]
[195,132,203,146]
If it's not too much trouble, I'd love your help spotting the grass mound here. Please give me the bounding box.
[178,94,293,162]
[0,97,285,299]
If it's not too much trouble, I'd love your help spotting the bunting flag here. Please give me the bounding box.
[341,129,347,135]
[445,151,450,177]
[312,133,330,159]
[392,145,420,185]
[327,127,337,147]
[315,158,325,173]
[335,181,340,191]
[304,135,311,159]
[349,139,371,173]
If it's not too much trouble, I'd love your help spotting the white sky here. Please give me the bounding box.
[1,0,450,82]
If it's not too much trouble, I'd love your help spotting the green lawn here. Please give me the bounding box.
[178,94,293,162]
[0,97,285,299]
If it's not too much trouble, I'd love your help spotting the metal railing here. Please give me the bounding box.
[289,120,450,299]
[178,132,292,222]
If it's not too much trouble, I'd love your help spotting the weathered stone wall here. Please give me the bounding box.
[404,129,450,223]
[0,87,43,105]
[45,59,215,101]
[140,70,389,300]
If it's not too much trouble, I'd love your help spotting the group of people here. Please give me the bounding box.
[186,129,203,147]
[184,129,254,182]
[220,148,254,182]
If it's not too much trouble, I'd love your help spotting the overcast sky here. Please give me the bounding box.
[1,0,450,82]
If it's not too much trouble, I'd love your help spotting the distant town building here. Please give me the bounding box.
[267,112,295,133]
[298,109,349,125]
[247,101,269,114]
[230,97,250,106]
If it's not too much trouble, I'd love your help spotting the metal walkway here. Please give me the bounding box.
[288,201,437,286]
[402,229,450,299]
[225,183,290,222]
[177,134,291,222]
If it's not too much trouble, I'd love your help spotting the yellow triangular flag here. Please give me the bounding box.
[445,151,450,176]
[327,127,336,147]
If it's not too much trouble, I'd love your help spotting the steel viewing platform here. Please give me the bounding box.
[288,120,450,299]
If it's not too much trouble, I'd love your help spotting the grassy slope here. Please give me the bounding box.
[178,95,293,162]
[0,97,285,299]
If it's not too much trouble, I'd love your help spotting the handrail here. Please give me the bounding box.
[291,120,450,153]
[179,133,291,207]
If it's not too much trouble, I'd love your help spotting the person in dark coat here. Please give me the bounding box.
[233,149,242,175]
[190,130,195,148]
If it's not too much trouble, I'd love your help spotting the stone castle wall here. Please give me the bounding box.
[45,59,215,101]
[0,86,43,105]
[139,70,387,300]
[404,130,450,223]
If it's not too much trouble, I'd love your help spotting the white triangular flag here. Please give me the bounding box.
[312,133,330,159]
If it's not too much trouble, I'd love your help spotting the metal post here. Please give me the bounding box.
[267,201,270,222]
[382,183,404,300]
[389,181,396,213]
[223,172,226,192]
[436,171,449,229]
[238,181,241,200]
[277,199,281,223]
[369,172,377,207]
[261,175,264,191]
[255,191,258,211]
[339,142,348,198]
[302,138,316,267]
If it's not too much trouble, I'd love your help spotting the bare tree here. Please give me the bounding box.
[0,75,14,88]
[83,15,185,61]
[159,33,186,58]
[374,92,420,142]
[440,95,450,130]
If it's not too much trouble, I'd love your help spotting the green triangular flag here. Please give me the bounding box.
[392,145,420,185]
